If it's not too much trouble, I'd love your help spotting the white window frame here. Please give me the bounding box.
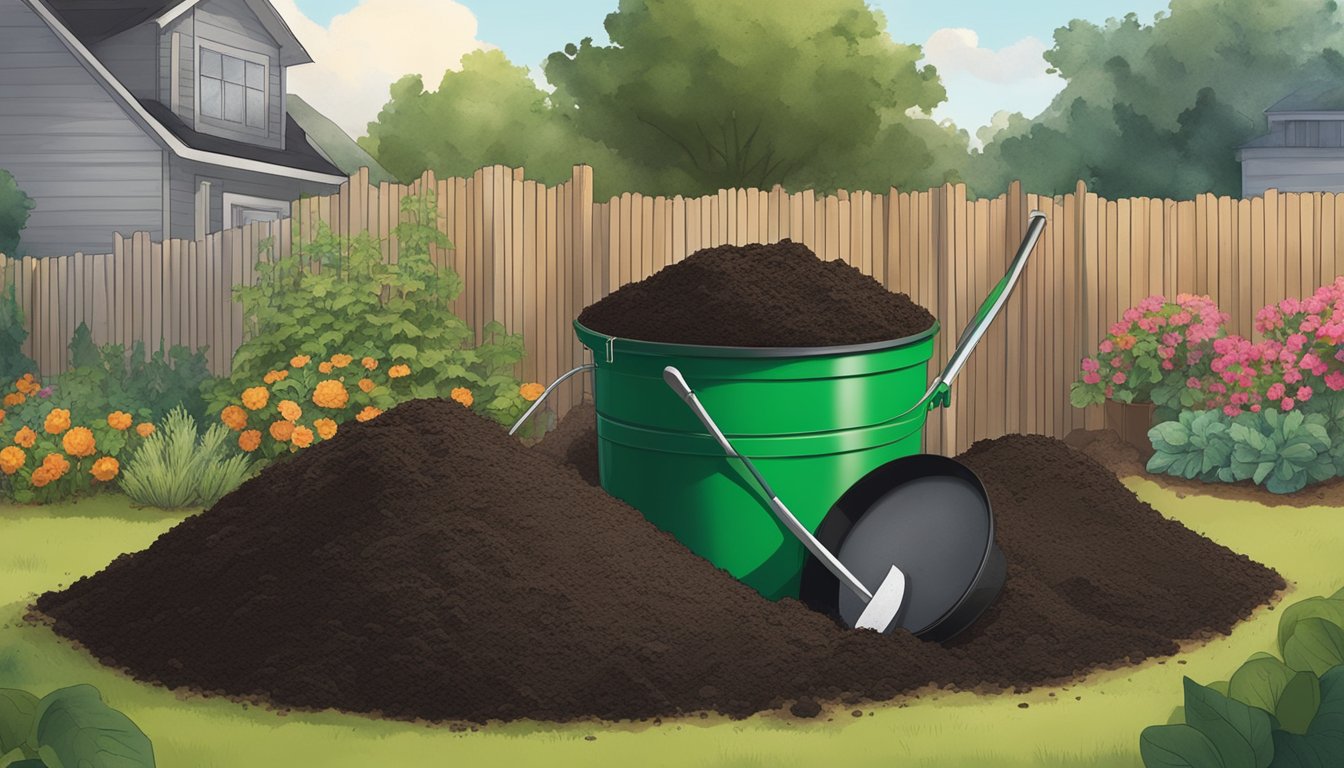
[222,192,289,229]
[193,39,270,138]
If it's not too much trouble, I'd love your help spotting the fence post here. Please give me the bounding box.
[934,182,958,454]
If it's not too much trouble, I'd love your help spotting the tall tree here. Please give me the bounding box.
[543,0,963,195]
[974,0,1344,199]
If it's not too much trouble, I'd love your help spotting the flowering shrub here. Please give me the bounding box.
[0,373,154,503]
[206,188,539,429]
[211,349,545,460]
[1071,294,1230,419]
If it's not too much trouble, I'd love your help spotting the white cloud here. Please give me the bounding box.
[271,0,496,140]
[918,28,1064,147]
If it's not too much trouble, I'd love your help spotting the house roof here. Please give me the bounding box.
[141,99,345,176]
[24,0,346,184]
[1266,81,1344,114]
[45,0,311,65]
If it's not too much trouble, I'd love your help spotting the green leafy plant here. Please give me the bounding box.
[118,406,256,509]
[207,188,534,428]
[0,683,154,767]
[0,283,36,385]
[1142,587,1344,768]
[53,323,214,425]
[1147,408,1341,494]
[0,167,34,257]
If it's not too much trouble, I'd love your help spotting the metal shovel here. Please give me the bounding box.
[663,366,908,633]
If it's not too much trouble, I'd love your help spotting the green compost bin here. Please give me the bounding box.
[575,320,944,601]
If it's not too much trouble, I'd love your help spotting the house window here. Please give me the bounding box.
[199,46,266,130]
[222,193,288,228]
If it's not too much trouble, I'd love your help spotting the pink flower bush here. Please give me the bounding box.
[1072,293,1228,408]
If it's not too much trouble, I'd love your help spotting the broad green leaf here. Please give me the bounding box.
[1284,410,1305,436]
[1284,619,1344,676]
[1267,667,1344,768]
[1139,724,1226,768]
[1252,461,1274,486]
[1183,677,1273,768]
[1170,705,1187,725]
[388,343,418,360]
[0,689,38,753]
[1149,451,1180,474]
[1276,672,1322,736]
[1279,443,1317,463]
[1278,598,1344,659]
[30,685,154,768]
[5,758,47,768]
[1228,656,1295,714]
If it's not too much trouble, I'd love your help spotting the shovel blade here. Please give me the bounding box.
[853,565,906,633]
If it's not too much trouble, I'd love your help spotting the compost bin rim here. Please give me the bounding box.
[573,320,940,359]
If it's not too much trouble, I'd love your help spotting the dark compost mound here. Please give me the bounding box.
[534,401,600,486]
[575,239,935,347]
[34,403,1283,723]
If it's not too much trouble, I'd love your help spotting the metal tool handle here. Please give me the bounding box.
[508,363,596,435]
[905,210,1048,416]
[663,366,875,602]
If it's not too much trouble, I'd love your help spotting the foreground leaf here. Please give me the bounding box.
[1268,666,1344,768]
[1183,677,1273,768]
[1229,656,1295,715]
[1140,724,1226,767]
[1276,672,1322,736]
[30,685,154,768]
[0,689,38,754]
[1283,619,1344,676]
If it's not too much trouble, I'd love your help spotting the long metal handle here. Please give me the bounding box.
[662,366,874,602]
[905,210,1048,416]
[508,363,595,435]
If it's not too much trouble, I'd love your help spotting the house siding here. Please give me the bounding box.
[1240,149,1344,197]
[168,155,334,238]
[0,0,164,257]
[89,22,158,101]
[159,13,195,121]
[181,0,285,150]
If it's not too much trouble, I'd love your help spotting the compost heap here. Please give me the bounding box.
[35,399,1283,723]
[575,239,935,346]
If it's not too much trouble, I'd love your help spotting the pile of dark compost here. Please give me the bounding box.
[33,401,1283,723]
[575,239,935,347]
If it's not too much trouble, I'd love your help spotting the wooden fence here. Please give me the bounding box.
[4,165,1344,456]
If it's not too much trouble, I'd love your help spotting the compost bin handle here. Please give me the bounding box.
[905,210,1048,416]
[507,363,596,436]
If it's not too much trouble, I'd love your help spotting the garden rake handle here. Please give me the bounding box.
[662,366,875,603]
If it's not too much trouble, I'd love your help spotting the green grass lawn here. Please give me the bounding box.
[1,480,1340,768]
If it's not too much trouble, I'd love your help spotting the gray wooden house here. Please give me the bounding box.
[0,0,348,257]
[1238,81,1344,198]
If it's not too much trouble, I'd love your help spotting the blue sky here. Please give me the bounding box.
[285,0,1175,142]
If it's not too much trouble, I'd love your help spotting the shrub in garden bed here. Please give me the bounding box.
[1140,587,1344,768]
[118,406,257,509]
[204,188,544,440]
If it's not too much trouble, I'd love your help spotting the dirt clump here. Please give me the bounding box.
[34,403,1284,724]
[534,401,600,486]
[576,240,935,347]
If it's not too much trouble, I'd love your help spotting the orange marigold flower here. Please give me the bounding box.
[362,356,377,370]
[388,364,411,379]
[44,408,71,435]
[291,354,312,368]
[90,456,119,482]
[519,382,545,402]
[0,409,5,423]
[241,386,269,411]
[290,425,314,448]
[277,399,302,422]
[3,392,24,407]
[62,426,96,458]
[312,380,349,409]
[41,452,70,478]
[15,426,36,448]
[358,378,375,393]
[136,422,155,438]
[107,411,132,430]
[355,406,382,422]
[318,361,333,374]
[220,405,248,431]
[238,429,262,452]
[30,466,53,488]
[450,387,473,408]
[0,446,24,475]
[330,353,353,368]
[263,369,289,385]
[313,418,338,440]
[269,420,295,442]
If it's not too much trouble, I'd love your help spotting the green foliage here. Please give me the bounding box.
[1142,589,1344,768]
[0,684,153,767]
[118,406,255,509]
[1147,408,1342,494]
[542,0,965,196]
[0,168,34,257]
[0,283,37,384]
[975,1,1344,199]
[210,188,532,428]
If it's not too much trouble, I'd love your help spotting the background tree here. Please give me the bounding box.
[542,0,967,196]
[973,0,1344,199]
[0,168,34,256]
